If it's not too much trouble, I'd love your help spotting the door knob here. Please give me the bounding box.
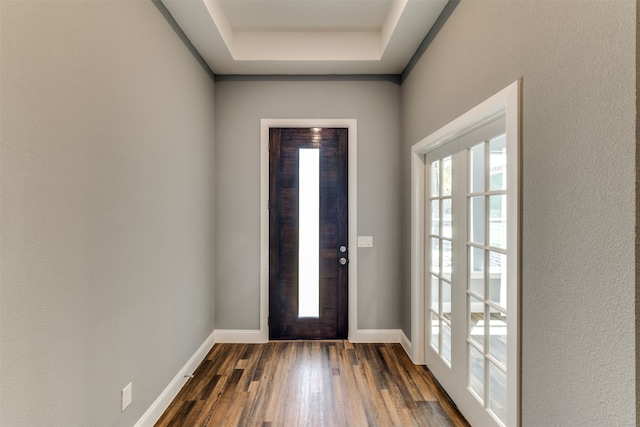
[339,257,348,265]
[339,245,347,253]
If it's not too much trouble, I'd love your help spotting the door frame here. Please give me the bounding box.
[260,119,358,342]
[410,81,521,426]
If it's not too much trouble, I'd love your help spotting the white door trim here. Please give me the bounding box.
[260,119,358,342]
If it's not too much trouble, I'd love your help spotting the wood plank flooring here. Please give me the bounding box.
[155,341,469,427]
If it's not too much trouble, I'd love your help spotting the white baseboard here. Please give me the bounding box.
[400,330,416,363]
[134,330,215,427]
[213,329,267,343]
[213,328,404,345]
[349,329,402,343]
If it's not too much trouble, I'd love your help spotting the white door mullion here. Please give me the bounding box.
[452,149,468,393]
[483,139,491,409]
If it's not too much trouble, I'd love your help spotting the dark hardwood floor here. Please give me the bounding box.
[155,341,470,427]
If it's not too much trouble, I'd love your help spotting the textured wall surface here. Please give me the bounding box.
[214,79,402,330]
[0,2,216,425]
[401,0,636,425]
[637,2,640,423]
[2,0,635,425]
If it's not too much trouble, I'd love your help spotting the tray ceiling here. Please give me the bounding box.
[161,0,448,75]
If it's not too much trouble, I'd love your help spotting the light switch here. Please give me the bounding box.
[358,236,373,247]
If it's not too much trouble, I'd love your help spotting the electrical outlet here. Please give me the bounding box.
[121,382,132,412]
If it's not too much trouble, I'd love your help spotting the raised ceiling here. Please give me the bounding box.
[161,0,448,75]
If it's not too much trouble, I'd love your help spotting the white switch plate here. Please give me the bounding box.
[357,236,373,247]
[121,382,132,412]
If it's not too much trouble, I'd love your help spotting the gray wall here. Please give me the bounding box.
[3,1,636,425]
[0,2,216,426]
[401,1,636,425]
[215,79,402,330]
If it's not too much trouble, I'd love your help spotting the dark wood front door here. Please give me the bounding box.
[269,128,348,339]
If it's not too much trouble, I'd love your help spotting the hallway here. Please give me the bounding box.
[155,341,469,426]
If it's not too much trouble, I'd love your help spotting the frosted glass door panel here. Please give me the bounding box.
[298,148,320,318]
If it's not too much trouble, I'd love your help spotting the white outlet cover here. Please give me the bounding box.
[121,382,132,412]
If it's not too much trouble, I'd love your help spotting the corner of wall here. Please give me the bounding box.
[635,1,639,423]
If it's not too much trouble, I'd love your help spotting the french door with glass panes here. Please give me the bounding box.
[425,115,519,427]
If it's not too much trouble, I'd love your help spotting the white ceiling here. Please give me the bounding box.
[161,0,448,75]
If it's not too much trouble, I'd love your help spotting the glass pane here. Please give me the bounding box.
[489,312,507,368]
[431,200,440,235]
[442,280,452,322]
[442,156,452,196]
[430,275,439,311]
[489,362,507,424]
[442,198,452,238]
[489,195,507,249]
[442,321,452,365]
[442,240,452,281]
[469,196,485,245]
[469,247,485,297]
[470,142,485,193]
[489,252,508,310]
[431,161,440,197]
[431,238,440,274]
[431,312,440,352]
[469,295,485,350]
[298,148,320,318]
[469,344,485,403]
[489,134,507,191]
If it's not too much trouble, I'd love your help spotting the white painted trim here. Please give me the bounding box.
[213,329,266,344]
[400,330,414,362]
[349,329,403,343]
[211,328,405,346]
[134,330,216,427]
[260,119,358,341]
[410,145,426,364]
